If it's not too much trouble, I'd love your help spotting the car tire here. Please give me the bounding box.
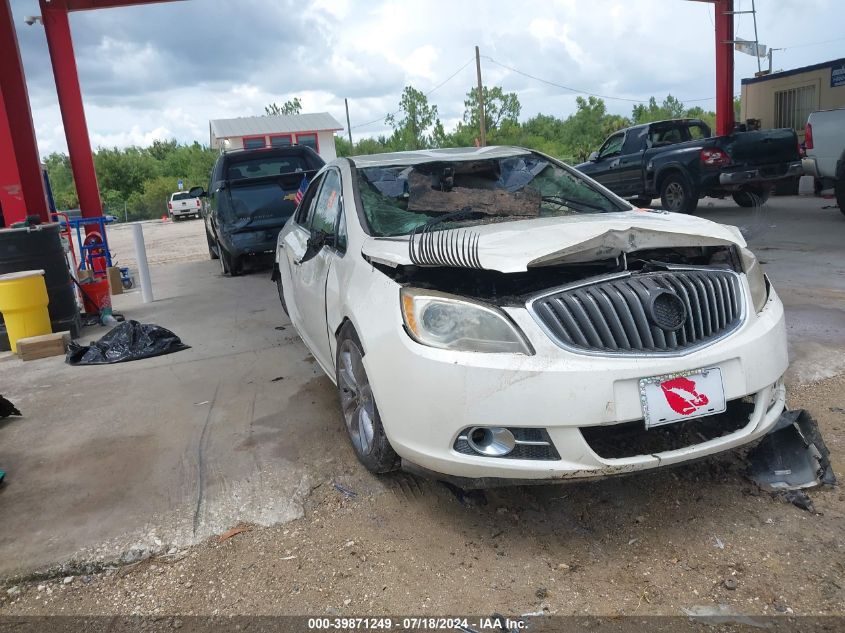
[219,243,241,276]
[275,273,288,316]
[834,179,845,218]
[660,173,698,214]
[732,186,771,208]
[631,197,652,208]
[335,322,400,474]
[206,232,219,260]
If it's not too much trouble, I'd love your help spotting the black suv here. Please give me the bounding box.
[191,146,325,275]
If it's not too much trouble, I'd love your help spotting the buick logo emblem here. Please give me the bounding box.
[648,290,687,331]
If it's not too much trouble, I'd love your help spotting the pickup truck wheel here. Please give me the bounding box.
[834,180,845,218]
[336,322,400,474]
[206,232,219,260]
[732,186,771,208]
[660,174,698,214]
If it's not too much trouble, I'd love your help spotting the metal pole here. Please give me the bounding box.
[123,200,127,223]
[750,0,761,74]
[475,46,487,147]
[132,223,153,303]
[344,98,353,149]
[40,0,104,234]
[0,0,50,224]
[714,0,735,136]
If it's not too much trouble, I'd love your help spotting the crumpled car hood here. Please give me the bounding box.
[361,210,747,273]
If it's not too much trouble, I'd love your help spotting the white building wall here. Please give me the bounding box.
[210,132,338,158]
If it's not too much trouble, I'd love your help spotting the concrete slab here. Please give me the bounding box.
[0,260,347,577]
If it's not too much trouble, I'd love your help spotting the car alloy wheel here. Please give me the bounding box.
[338,339,376,455]
[664,181,685,211]
[335,324,399,473]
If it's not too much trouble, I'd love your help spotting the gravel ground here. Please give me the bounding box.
[1,373,842,617]
[95,218,209,272]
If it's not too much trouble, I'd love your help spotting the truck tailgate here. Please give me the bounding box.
[724,129,799,166]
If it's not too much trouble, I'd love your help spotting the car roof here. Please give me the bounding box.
[347,145,533,168]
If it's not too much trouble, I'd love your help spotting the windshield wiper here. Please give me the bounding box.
[541,195,608,213]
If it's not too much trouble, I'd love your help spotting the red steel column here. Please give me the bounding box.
[40,0,103,231]
[714,0,735,136]
[0,0,50,225]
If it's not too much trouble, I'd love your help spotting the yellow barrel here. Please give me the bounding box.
[0,270,52,353]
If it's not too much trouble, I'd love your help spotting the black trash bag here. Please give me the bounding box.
[66,320,189,365]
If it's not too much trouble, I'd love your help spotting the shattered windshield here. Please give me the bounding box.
[355,153,628,237]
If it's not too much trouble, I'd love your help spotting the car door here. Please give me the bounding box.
[614,127,648,197]
[586,132,626,192]
[283,168,344,372]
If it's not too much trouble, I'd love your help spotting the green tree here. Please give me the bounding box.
[265,98,303,116]
[457,85,522,144]
[385,86,443,151]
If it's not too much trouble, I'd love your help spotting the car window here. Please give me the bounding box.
[598,133,624,159]
[356,153,627,237]
[649,127,683,147]
[309,169,342,235]
[335,208,348,253]
[227,156,307,179]
[171,192,193,201]
[295,174,323,226]
[688,123,709,140]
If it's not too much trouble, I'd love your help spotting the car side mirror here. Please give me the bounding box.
[588,151,599,162]
[189,186,206,198]
[298,229,334,265]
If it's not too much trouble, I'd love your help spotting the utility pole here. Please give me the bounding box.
[344,98,353,149]
[475,45,486,147]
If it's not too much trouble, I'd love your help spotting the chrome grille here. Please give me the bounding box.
[528,269,744,354]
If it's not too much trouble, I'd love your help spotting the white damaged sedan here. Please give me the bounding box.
[273,146,787,483]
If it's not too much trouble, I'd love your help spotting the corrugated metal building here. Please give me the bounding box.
[741,57,845,142]
[209,113,344,159]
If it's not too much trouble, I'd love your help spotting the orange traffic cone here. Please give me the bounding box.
[161,214,168,223]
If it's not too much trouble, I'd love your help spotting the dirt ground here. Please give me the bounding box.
[2,204,844,618]
[0,374,842,617]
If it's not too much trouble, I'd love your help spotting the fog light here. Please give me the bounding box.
[466,426,516,457]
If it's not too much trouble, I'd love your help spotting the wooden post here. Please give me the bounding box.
[475,46,486,147]
[344,98,353,149]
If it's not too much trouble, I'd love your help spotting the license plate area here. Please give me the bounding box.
[639,367,726,429]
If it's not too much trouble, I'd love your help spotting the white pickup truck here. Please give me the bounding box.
[803,108,845,216]
[168,191,202,220]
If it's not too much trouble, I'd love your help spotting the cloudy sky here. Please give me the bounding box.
[10,0,843,156]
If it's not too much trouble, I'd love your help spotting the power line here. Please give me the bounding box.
[481,55,715,103]
[779,35,845,50]
[349,57,474,131]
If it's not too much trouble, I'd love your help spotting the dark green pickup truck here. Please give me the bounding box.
[576,118,803,213]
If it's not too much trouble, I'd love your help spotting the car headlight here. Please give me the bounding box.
[400,288,533,354]
[740,247,769,312]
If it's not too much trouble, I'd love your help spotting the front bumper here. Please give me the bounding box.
[360,276,789,481]
[718,161,803,186]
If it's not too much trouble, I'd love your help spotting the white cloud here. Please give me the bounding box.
[8,0,840,155]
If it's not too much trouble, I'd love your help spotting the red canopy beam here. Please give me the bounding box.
[40,0,103,232]
[713,0,735,136]
[0,0,50,225]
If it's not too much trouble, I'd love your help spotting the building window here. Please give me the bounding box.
[270,135,292,148]
[243,136,266,149]
[773,85,817,132]
[295,133,318,152]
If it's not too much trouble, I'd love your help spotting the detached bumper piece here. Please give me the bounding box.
[747,409,836,494]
